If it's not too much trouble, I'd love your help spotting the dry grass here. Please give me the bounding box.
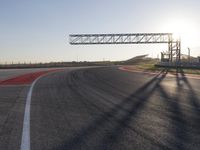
[126,61,200,75]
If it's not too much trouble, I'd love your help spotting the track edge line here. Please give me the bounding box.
[20,69,64,150]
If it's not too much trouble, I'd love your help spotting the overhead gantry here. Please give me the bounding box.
[69,33,181,63]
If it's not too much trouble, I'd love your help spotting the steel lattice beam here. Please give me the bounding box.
[69,33,175,45]
[69,33,181,63]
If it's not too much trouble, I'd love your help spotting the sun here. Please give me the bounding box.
[162,19,198,48]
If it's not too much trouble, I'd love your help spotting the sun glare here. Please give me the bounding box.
[162,19,198,49]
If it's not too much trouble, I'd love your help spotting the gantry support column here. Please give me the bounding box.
[168,35,181,63]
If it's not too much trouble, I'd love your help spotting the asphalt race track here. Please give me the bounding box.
[0,66,200,150]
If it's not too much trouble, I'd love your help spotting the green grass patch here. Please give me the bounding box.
[132,62,200,75]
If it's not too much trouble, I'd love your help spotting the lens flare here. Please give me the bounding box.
[161,18,198,55]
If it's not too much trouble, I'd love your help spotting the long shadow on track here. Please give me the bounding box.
[55,69,170,150]
[172,68,200,150]
[51,67,200,150]
[156,68,200,150]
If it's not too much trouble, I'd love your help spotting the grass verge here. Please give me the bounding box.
[126,62,200,75]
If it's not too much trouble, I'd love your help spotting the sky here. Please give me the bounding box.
[0,0,200,63]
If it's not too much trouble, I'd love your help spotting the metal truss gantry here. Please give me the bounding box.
[69,33,181,63]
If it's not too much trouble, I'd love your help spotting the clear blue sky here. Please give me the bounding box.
[0,0,200,63]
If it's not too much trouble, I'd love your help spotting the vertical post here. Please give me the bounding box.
[176,35,181,66]
[178,36,181,63]
[188,47,190,63]
[168,34,173,63]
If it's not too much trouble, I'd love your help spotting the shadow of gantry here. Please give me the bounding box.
[56,69,170,150]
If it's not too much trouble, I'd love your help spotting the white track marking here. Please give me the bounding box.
[20,69,65,150]
[20,76,42,150]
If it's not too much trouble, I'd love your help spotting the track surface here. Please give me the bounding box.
[0,67,200,150]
